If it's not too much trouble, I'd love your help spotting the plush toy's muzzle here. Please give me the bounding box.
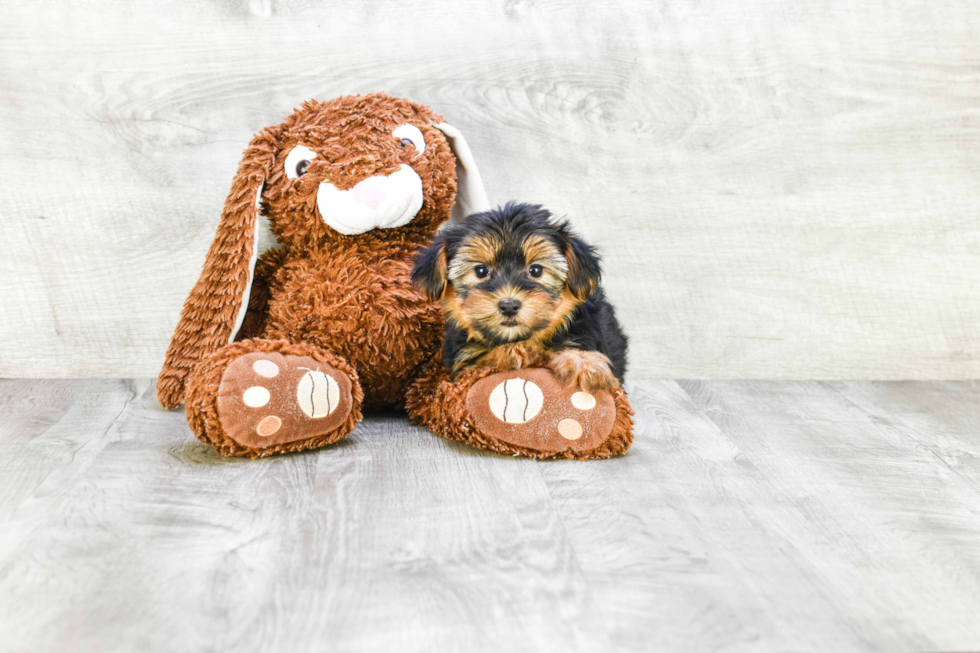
[317,164,424,235]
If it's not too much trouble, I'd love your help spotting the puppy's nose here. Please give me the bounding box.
[498,298,522,318]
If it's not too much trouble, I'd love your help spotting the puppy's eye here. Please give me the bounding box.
[285,145,318,180]
[528,264,544,278]
[393,124,426,157]
[474,264,490,279]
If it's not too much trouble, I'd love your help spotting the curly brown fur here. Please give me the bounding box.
[412,202,629,388]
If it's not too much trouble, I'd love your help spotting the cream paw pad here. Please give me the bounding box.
[466,368,617,454]
[216,352,353,449]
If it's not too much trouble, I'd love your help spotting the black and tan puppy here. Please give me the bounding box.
[412,202,628,392]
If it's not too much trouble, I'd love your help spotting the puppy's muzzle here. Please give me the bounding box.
[317,164,424,235]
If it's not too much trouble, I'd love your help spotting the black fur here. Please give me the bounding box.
[412,202,629,381]
[410,235,447,301]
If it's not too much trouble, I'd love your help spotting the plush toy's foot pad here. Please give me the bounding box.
[466,368,617,455]
[217,352,353,450]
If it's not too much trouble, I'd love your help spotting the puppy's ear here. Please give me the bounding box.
[412,233,450,302]
[431,122,490,221]
[563,232,602,301]
[157,125,282,409]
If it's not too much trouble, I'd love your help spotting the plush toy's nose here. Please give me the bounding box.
[351,176,386,209]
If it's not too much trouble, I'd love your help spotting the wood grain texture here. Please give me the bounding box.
[2,0,980,378]
[3,378,980,652]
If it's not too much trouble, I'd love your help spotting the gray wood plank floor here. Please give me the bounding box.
[1,379,978,652]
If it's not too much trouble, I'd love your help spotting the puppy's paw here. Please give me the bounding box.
[477,341,550,372]
[548,349,618,392]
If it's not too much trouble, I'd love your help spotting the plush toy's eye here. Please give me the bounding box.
[474,264,490,279]
[284,145,318,180]
[393,124,426,157]
[528,264,544,278]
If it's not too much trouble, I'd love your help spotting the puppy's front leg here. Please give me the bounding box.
[548,349,618,392]
[477,341,551,371]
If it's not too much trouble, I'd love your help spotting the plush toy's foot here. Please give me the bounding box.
[407,364,633,460]
[217,351,355,450]
[465,368,631,458]
[184,340,363,458]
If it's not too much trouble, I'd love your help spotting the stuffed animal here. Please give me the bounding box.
[158,93,633,459]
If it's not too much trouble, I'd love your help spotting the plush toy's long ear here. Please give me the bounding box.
[156,127,281,409]
[432,122,490,221]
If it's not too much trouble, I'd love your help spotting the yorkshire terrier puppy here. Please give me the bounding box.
[411,202,628,392]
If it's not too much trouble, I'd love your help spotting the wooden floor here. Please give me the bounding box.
[1,379,979,652]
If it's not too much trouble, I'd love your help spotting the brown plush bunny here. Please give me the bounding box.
[158,93,633,459]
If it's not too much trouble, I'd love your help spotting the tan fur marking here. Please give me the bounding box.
[428,246,448,301]
[527,288,582,347]
[451,341,490,374]
[449,234,502,283]
[522,235,562,268]
[564,242,596,300]
[522,235,567,293]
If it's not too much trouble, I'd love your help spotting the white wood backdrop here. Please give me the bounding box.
[2,0,980,379]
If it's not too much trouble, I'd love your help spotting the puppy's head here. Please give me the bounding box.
[412,202,601,345]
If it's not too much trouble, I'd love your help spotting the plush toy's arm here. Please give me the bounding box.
[234,246,288,342]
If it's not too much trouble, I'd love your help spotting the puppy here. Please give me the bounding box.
[412,202,628,392]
